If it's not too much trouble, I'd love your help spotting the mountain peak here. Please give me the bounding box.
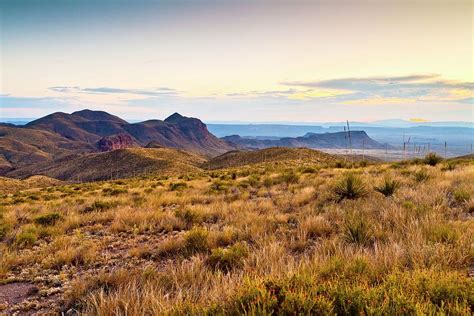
[164,112,185,123]
[72,109,127,123]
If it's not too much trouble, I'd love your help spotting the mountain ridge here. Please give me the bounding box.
[2,109,389,180]
[222,131,389,150]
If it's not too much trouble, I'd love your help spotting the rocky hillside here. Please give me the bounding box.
[24,110,233,156]
[1,110,234,177]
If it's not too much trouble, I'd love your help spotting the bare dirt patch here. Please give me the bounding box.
[0,282,38,306]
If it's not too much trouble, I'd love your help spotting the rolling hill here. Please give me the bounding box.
[6,148,206,182]
[0,124,94,174]
[6,147,206,182]
[203,147,336,170]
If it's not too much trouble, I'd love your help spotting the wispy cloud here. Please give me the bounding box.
[49,86,179,96]
[225,88,350,100]
[280,74,473,104]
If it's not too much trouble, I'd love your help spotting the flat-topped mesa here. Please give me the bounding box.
[222,130,389,150]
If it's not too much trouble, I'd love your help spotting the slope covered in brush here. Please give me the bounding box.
[7,148,206,182]
[203,147,335,170]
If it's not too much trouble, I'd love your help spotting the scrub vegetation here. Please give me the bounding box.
[0,153,472,315]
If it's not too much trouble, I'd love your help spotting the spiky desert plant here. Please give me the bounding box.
[375,177,400,197]
[334,173,368,201]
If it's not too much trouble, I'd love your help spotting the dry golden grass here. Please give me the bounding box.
[0,155,473,314]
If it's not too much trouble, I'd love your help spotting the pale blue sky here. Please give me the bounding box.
[0,0,472,122]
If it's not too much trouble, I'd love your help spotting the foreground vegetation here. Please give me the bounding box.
[0,154,473,314]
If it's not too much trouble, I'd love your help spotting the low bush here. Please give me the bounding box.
[414,169,430,183]
[279,170,299,185]
[206,242,249,272]
[452,189,470,205]
[343,216,373,247]
[423,153,443,166]
[184,227,209,254]
[102,188,128,196]
[209,180,230,193]
[175,209,203,228]
[169,182,188,191]
[34,212,61,226]
[441,162,456,171]
[82,200,116,213]
[15,226,38,248]
[0,222,10,241]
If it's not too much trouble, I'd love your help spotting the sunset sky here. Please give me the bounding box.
[1,0,472,122]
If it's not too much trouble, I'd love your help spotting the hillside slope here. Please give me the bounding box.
[7,148,206,182]
[0,125,94,174]
[25,110,233,156]
[203,147,335,170]
[0,176,64,194]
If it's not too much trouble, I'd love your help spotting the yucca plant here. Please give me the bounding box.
[375,177,400,197]
[343,216,374,247]
[334,173,368,201]
[414,169,430,183]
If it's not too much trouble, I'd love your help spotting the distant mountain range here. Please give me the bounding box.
[223,131,389,150]
[0,109,394,180]
[3,117,472,128]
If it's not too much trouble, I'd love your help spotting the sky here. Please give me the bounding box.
[0,0,473,123]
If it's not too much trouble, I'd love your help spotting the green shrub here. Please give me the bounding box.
[209,180,230,193]
[16,226,38,248]
[169,182,188,191]
[34,212,61,226]
[426,224,459,244]
[232,277,335,315]
[375,177,400,197]
[300,166,317,174]
[102,188,128,196]
[184,227,209,254]
[279,170,299,185]
[246,175,260,187]
[343,216,373,247]
[175,209,202,228]
[359,160,368,168]
[263,177,274,188]
[206,242,249,272]
[441,162,456,171]
[334,173,368,201]
[452,189,470,205]
[82,200,116,213]
[0,223,10,240]
[414,169,430,183]
[423,153,443,166]
[228,270,473,315]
